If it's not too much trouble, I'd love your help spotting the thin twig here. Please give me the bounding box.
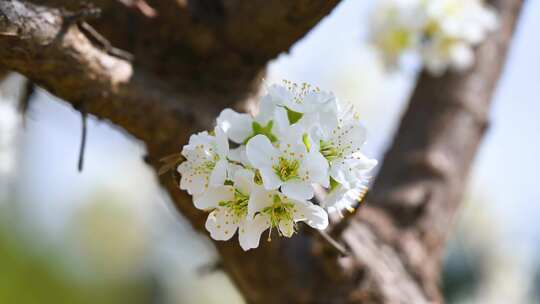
[197,260,223,276]
[53,6,102,45]
[319,230,349,256]
[62,7,102,24]
[79,22,134,61]
[78,107,87,172]
[61,7,133,61]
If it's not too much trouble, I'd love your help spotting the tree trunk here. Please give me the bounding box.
[0,0,524,302]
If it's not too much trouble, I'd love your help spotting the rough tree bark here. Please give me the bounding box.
[0,0,523,303]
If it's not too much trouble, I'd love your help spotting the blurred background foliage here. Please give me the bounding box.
[0,204,153,304]
[1,0,539,303]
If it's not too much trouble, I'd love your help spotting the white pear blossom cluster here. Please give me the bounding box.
[177,81,377,250]
[370,0,498,75]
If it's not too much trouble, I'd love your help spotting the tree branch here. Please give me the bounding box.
[0,0,524,303]
[23,0,340,108]
[362,0,524,299]
[0,0,217,144]
[0,0,229,225]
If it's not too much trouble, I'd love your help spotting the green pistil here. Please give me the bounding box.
[243,120,277,144]
[218,189,249,218]
[285,106,303,124]
[273,156,300,181]
[320,140,341,162]
[254,170,263,185]
[261,195,295,230]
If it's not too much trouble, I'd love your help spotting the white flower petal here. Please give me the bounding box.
[324,184,366,215]
[267,84,293,108]
[214,126,230,157]
[193,186,234,210]
[294,202,329,230]
[228,146,250,165]
[313,110,339,140]
[339,122,367,154]
[247,186,273,219]
[331,166,359,190]
[246,134,279,168]
[280,127,308,153]
[322,185,348,209]
[259,167,282,190]
[179,173,207,195]
[330,154,377,189]
[209,159,228,186]
[302,90,337,114]
[278,219,294,238]
[226,162,244,181]
[351,153,378,172]
[281,181,314,201]
[184,131,211,150]
[217,108,253,144]
[257,95,279,124]
[178,162,208,195]
[238,216,271,251]
[302,150,329,187]
[233,168,255,195]
[205,208,240,241]
[274,106,291,134]
[181,131,214,162]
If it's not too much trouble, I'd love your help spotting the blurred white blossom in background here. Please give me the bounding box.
[370,0,497,74]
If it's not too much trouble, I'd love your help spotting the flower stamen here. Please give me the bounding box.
[320,140,342,162]
[262,195,295,231]
[273,157,300,181]
[218,189,249,218]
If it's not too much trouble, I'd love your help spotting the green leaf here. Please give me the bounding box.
[243,120,277,144]
[285,107,303,124]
